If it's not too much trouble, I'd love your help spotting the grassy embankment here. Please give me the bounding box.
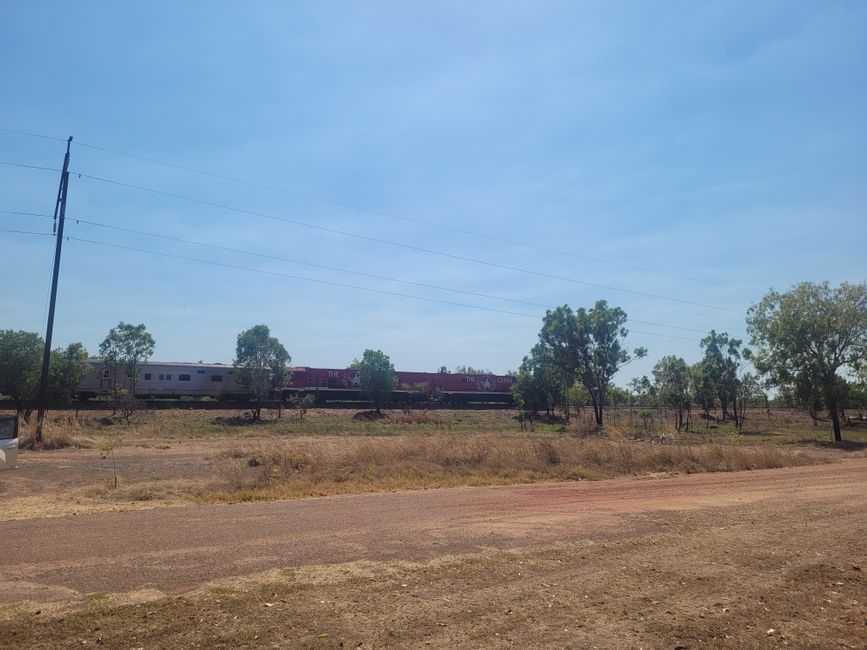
[4,407,855,509]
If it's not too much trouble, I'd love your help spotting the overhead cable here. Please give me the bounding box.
[66,234,703,342]
[73,171,747,315]
[0,125,754,293]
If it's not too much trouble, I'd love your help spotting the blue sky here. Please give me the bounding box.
[1,1,865,381]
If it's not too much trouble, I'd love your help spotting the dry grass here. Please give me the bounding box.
[3,406,847,517]
[8,405,866,445]
[17,419,96,450]
[197,434,820,504]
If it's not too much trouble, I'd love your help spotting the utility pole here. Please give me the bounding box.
[34,136,73,445]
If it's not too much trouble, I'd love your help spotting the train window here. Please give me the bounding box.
[211,375,223,382]
[165,374,172,381]
[197,370,205,374]
[144,373,152,381]
[158,374,165,381]
[102,369,110,380]
[179,374,191,381]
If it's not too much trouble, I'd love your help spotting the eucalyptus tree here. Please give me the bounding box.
[0,330,43,420]
[0,331,89,421]
[747,281,867,442]
[512,344,559,416]
[575,301,647,426]
[699,330,742,421]
[99,322,156,394]
[536,301,646,426]
[356,349,396,414]
[653,355,691,432]
[628,375,655,407]
[690,362,717,421]
[234,324,290,420]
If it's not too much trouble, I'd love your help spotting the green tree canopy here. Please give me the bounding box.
[747,281,867,442]
[99,322,155,393]
[356,349,396,413]
[699,330,742,421]
[47,343,90,406]
[627,375,656,407]
[512,344,559,415]
[0,330,89,419]
[689,362,716,419]
[233,324,290,420]
[536,301,646,425]
[653,355,691,431]
[0,330,43,418]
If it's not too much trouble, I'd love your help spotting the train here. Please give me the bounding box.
[77,360,515,405]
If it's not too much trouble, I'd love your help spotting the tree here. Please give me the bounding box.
[653,355,691,431]
[747,281,867,442]
[689,362,716,421]
[47,343,90,406]
[512,347,559,416]
[536,301,646,426]
[733,372,764,430]
[233,324,290,420]
[0,330,42,420]
[356,349,396,414]
[605,385,632,407]
[99,322,155,394]
[574,301,646,426]
[628,375,656,407]
[0,332,90,421]
[538,306,581,418]
[699,330,742,421]
[778,366,824,425]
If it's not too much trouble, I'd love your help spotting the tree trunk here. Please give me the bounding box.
[824,377,842,442]
[829,403,842,443]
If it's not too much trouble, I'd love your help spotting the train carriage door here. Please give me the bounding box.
[99,366,112,392]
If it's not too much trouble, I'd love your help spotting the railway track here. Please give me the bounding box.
[0,399,516,412]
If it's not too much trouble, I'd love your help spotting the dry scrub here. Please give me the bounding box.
[199,435,820,504]
[12,411,106,450]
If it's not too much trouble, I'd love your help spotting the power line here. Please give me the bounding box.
[69,142,753,293]
[66,234,703,342]
[0,210,54,219]
[0,127,66,143]
[73,171,747,315]
[0,216,708,341]
[0,207,742,335]
[0,211,65,338]
[58,212,712,335]
[0,125,754,293]
[68,235,542,319]
[0,160,62,173]
[0,228,52,236]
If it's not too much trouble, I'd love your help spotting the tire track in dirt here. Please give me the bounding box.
[1,459,865,604]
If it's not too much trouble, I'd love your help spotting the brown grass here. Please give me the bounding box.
[197,435,820,504]
[17,428,94,450]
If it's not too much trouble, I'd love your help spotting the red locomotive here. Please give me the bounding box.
[281,367,515,405]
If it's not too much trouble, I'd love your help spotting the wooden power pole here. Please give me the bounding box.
[34,136,73,445]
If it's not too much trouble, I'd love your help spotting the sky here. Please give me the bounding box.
[1,1,866,382]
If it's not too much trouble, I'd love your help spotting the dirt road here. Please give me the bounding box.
[2,458,865,606]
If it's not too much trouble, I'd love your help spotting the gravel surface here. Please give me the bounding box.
[2,458,865,604]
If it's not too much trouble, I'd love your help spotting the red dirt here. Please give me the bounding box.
[2,458,865,604]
